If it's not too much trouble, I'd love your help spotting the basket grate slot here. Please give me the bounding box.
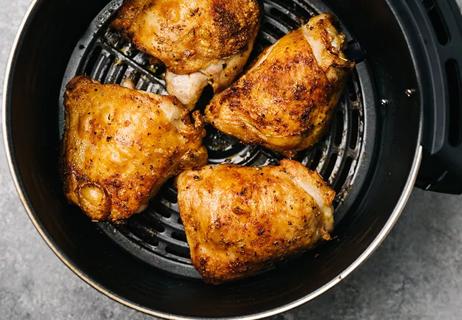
[421,0,450,45]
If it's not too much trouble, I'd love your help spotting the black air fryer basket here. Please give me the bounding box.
[3,0,462,319]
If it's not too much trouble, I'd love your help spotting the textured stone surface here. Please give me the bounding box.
[1,1,462,319]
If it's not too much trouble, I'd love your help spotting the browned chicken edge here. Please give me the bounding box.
[205,13,354,158]
[177,159,335,284]
[63,76,207,222]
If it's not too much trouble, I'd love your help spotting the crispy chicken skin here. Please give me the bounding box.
[206,14,354,156]
[177,160,335,283]
[63,76,207,222]
[112,0,261,109]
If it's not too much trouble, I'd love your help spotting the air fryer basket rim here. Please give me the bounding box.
[2,0,424,319]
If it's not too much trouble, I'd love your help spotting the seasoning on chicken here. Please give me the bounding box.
[206,14,354,157]
[112,0,261,109]
[63,76,207,221]
[177,160,335,284]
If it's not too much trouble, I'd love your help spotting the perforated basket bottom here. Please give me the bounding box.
[60,0,377,278]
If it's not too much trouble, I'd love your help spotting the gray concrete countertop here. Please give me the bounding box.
[1,1,462,319]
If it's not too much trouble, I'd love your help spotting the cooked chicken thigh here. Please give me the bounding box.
[112,0,261,109]
[63,76,207,222]
[177,160,335,283]
[206,14,354,156]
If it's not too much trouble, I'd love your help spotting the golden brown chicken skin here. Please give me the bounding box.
[63,76,207,222]
[177,160,335,284]
[206,14,354,157]
[112,0,261,109]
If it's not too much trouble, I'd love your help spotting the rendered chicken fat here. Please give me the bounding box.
[63,76,207,221]
[177,160,335,283]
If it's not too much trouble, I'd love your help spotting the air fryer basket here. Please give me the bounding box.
[4,0,461,318]
[59,0,376,279]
